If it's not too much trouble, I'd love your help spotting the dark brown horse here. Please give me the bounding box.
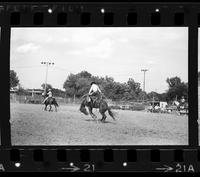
[44,97,59,112]
[79,94,116,122]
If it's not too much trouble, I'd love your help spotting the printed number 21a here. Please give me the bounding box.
[175,163,195,172]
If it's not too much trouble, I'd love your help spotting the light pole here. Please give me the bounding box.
[141,69,148,102]
[141,69,148,92]
[41,61,54,93]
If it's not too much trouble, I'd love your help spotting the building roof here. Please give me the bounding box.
[10,88,18,92]
[27,89,43,93]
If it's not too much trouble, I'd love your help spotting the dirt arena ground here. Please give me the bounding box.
[10,103,188,145]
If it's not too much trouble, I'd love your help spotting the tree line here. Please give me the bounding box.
[10,70,188,102]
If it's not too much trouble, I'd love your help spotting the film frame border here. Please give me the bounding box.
[0,2,199,172]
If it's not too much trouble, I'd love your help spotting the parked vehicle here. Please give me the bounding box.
[147,101,168,113]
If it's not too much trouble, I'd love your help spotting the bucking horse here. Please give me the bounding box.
[79,93,116,122]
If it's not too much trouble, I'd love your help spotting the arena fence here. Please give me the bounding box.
[10,94,146,110]
[10,94,188,114]
[10,94,82,105]
[12,93,188,114]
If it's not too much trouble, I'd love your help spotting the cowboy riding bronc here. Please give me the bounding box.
[80,81,115,122]
[43,88,53,104]
[88,81,102,104]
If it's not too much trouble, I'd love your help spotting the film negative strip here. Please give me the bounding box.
[0,1,200,172]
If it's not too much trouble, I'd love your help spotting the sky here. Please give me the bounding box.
[10,27,188,93]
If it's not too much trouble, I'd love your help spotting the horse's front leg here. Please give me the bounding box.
[55,105,57,112]
[88,107,97,119]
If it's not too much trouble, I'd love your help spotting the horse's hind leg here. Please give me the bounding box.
[101,113,106,122]
[49,104,52,111]
[55,105,57,112]
[99,109,106,122]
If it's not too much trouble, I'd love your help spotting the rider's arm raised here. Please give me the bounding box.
[89,86,93,94]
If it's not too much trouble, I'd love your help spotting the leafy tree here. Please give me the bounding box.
[16,86,28,95]
[51,88,66,97]
[166,76,188,101]
[157,93,167,101]
[166,77,181,88]
[62,71,143,101]
[41,83,66,97]
[76,77,91,97]
[77,71,92,78]
[10,70,19,89]
[63,73,78,97]
[147,91,159,101]
[127,78,142,95]
[41,83,53,93]
[138,91,147,101]
[63,73,92,98]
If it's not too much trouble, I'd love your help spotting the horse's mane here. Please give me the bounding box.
[81,93,106,102]
[81,93,89,99]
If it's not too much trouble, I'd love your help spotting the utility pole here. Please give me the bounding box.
[141,69,148,92]
[141,69,148,102]
[41,61,54,93]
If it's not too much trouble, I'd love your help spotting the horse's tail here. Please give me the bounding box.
[108,107,116,121]
[55,101,59,107]
[53,98,59,107]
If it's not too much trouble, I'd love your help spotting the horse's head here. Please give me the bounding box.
[80,100,89,115]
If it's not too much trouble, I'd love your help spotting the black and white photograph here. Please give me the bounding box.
[10,27,188,145]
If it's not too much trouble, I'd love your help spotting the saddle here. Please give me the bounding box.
[87,95,100,105]
[46,97,55,102]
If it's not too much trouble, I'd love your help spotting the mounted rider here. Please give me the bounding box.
[180,96,186,104]
[42,88,53,104]
[179,96,186,108]
[88,81,102,103]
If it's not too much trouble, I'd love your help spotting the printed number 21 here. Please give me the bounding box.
[83,164,95,172]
